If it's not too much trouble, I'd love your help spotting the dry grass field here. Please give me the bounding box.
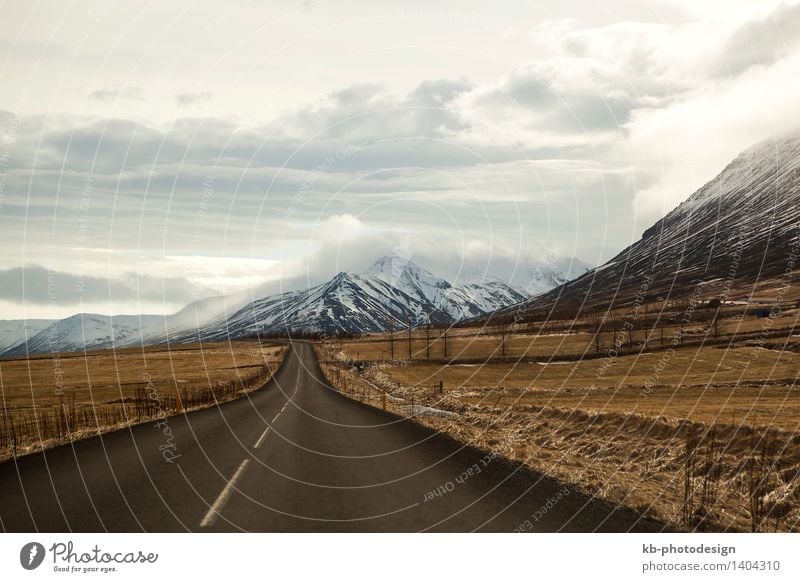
[0,341,286,460]
[334,306,800,364]
[378,345,798,387]
[320,307,800,532]
[334,331,596,361]
[372,348,800,432]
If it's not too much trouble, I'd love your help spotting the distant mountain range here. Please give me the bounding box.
[0,255,588,356]
[0,319,55,353]
[5,132,796,356]
[483,131,800,323]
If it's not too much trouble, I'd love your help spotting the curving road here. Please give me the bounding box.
[0,342,666,532]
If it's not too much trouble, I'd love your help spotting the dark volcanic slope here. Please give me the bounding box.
[498,132,800,320]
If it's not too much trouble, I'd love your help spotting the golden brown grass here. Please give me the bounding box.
[1,341,283,410]
[328,331,596,361]
[323,313,800,531]
[0,340,286,460]
[382,345,800,389]
[331,307,799,364]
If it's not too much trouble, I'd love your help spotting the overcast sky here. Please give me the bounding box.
[2,0,799,318]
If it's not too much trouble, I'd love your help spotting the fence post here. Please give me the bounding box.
[382,391,387,411]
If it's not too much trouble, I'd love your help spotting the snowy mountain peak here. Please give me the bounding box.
[327,271,362,286]
[513,132,800,317]
[364,255,454,312]
[456,269,506,285]
[365,254,440,287]
[3,253,590,355]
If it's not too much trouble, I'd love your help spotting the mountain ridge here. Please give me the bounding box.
[481,131,800,323]
[3,254,584,355]
[162,257,530,342]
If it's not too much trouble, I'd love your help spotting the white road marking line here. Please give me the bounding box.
[253,427,270,449]
[199,459,250,528]
[260,399,289,442]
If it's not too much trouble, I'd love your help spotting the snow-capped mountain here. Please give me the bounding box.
[175,272,429,341]
[495,131,800,319]
[2,313,168,357]
[365,255,528,320]
[2,253,590,355]
[171,257,529,340]
[0,319,56,353]
[1,287,269,357]
[366,255,453,313]
[455,279,529,312]
[457,258,593,297]
[517,258,594,296]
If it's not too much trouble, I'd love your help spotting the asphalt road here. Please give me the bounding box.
[0,342,666,532]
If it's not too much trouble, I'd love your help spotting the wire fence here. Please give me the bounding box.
[1,358,282,460]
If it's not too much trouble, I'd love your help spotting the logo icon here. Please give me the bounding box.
[20,542,46,570]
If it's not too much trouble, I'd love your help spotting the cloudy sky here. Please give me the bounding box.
[1,0,799,319]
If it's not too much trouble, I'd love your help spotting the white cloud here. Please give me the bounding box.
[88,85,145,103]
[627,43,800,226]
[3,0,800,318]
[175,92,214,107]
